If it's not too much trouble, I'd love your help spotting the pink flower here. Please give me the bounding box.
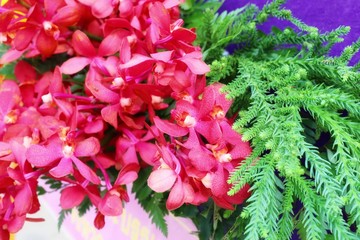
[26,134,101,184]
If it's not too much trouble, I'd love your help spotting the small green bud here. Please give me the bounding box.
[258,13,268,23]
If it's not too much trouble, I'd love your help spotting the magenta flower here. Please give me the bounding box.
[26,135,101,184]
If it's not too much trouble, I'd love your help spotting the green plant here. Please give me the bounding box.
[180,0,360,239]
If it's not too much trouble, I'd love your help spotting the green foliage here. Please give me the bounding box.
[131,167,169,236]
[183,0,360,239]
[58,209,72,231]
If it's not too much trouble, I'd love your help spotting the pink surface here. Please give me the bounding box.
[42,188,198,240]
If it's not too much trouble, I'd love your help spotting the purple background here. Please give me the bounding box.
[220,0,360,62]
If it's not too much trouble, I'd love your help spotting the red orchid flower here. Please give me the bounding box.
[11,1,82,57]
[61,30,123,75]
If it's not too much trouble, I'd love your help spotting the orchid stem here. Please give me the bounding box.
[92,156,112,190]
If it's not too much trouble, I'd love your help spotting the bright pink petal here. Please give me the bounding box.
[85,75,120,103]
[60,186,86,209]
[49,66,64,93]
[183,182,195,203]
[118,0,133,18]
[101,104,119,128]
[147,168,176,192]
[26,144,63,167]
[44,0,65,18]
[149,2,170,33]
[98,193,122,216]
[71,156,100,184]
[0,48,24,64]
[153,117,188,137]
[92,0,114,19]
[13,184,32,215]
[52,6,81,26]
[13,27,37,51]
[77,0,96,5]
[84,118,104,134]
[195,120,222,143]
[189,147,217,171]
[211,167,227,197]
[72,30,97,57]
[150,51,174,62]
[163,0,181,8]
[198,86,216,118]
[115,163,139,185]
[178,51,210,74]
[0,91,15,115]
[7,215,26,233]
[50,157,73,178]
[0,142,13,160]
[136,142,157,165]
[166,179,185,210]
[75,137,100,157]
[98,33,121,56]
[120,54,155,76]
[61,57,91,74]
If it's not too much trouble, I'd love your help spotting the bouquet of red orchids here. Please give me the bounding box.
[0,0,252,239]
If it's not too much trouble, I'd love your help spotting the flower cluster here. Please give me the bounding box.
[0,0,251,238]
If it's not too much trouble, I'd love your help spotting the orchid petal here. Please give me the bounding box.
[98,33,121,56]
[60,186,86,209]
[26,144,63,167]
[75,137,100,157]
[189,147,217,171]
[50,157,74,178]
[14,184,32,215]
[166,179,185,210]
[13,27,37,51]
[101,104,119,128]
[92,0,114,19]
[61,57,91,75]
[72,30,97,57]
[147,168,176,192]
[98,193,122,216]
[154,117,188,137]
[72,156,100,184]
